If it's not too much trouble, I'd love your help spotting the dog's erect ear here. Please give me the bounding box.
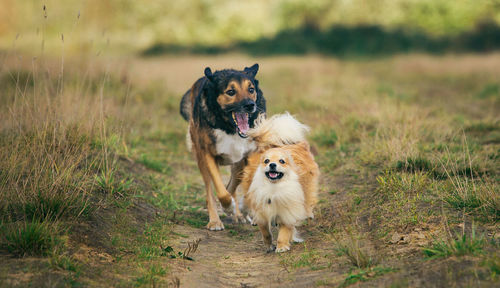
[204,67,214,82]
[244,63,259,78]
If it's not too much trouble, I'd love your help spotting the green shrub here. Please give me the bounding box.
[1,221,63,257]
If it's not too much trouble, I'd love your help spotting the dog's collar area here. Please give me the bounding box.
[265,171,284,181]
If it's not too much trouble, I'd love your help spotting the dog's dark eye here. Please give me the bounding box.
[225,89,236,96]
[248,87,255,93]
[264,159,270,164]
[279,159,285,164]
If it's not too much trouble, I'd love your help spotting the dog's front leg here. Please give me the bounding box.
[204,153,233,208]
[258,222,275,252]
[276,225,293,253]
[198,156,224,231]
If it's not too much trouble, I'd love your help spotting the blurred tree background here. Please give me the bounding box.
[1,0,499,56]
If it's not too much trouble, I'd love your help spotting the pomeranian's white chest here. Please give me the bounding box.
[249,168,307,226]
[213,129,256,164]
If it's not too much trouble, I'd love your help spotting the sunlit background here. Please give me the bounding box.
[1,0,499,56]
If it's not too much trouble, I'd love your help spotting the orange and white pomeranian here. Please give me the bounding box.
[240,113,319,253]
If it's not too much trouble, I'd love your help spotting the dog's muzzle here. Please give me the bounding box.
[265,163,284,181]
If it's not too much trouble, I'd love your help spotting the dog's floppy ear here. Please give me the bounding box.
[204,67,214,82]
[244,63,259,78]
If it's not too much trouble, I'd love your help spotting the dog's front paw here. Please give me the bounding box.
[275,244,290,253]
[266,244,276,253]
[206,220,224,231]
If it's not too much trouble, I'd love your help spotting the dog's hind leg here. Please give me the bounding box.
[204,153,233,208]
[258,222,275,253]
[292,227,304,243]
[226,161,243,195]
[226,160,246,223]
[198,159,224,231]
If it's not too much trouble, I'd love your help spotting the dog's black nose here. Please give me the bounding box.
[244,101,255,113]
[269,163,277,170]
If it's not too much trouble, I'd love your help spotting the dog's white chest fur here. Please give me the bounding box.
[213,129,256,164]
[249,168,307,226]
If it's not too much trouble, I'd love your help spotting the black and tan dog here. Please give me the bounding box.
[180,64,266,230]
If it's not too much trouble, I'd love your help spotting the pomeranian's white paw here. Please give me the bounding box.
[275,244,290,253]
[292,229,304,243]
[206,220,224,231]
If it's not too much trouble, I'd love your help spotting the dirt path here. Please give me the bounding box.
[171,222,334,288]
[167,173,338,288]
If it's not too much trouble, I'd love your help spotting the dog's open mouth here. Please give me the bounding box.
[265,171,284,181]
[232,112,249,138]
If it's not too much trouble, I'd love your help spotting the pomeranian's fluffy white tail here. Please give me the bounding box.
[249,113,309,147]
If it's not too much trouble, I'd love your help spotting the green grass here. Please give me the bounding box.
[438,151,499,220]
[1,221,63,257]
[336,241,374,269]
[443,181,483,211]
[137,154,170,174]
[182,211,209,229]
[395,156,445,179]
[279,244,325,270]
[482,255,500,281]
[0,127,96,223]
[134,264,167,287]
[316,149,344,173]
[312,128,338,147]
[376,171,430,227]
[395,156,433,173]
[328,190,337,195]
[476,84,500,99]
[137,221,172,260]
[340,266,396,287]
[50,254,80,272]
[377,171,429,199]
[95,169,134,197]
[423,228,485,259]
[0,66,126,260]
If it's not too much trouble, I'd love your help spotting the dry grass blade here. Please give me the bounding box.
[183,238,201,260]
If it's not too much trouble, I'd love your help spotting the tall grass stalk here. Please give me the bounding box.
[437,135,499,220]
[0,50,125,256]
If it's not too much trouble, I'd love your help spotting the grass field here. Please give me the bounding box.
[0,52,499,287]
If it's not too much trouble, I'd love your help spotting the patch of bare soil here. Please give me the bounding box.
[169,223,339,288]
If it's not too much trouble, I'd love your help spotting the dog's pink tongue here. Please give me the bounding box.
[235,112,249,134]
[269,172,278,178]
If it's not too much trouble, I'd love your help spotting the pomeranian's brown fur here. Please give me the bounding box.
[242,142,318,216]
[241,141,319,252]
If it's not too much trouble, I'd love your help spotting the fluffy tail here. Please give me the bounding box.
[248,112,309,148]
[180,89,191,121]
